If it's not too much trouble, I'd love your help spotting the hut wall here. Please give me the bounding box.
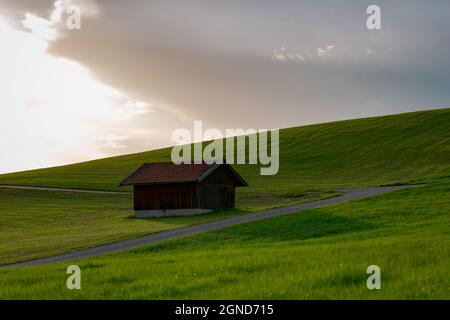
[197,165,238,208]
[198,183,235,209]
[134,183,198,210]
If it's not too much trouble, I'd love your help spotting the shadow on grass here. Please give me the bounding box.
[124,208,252,225]
[123,191,339,225]
[207,210,376,243]
[131,210,376,255]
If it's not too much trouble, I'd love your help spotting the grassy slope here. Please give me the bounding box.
[0,109,449,298]
[0,109,449,194]
[1,180,448,299]
[0,188,335,265]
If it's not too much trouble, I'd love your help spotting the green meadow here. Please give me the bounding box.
[0,179,448,299]
[0,108,449,299]
[0,188,331,265]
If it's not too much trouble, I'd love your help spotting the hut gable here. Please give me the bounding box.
[200,164,246,186]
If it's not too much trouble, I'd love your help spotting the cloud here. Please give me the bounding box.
[0,17,130,172]
[0,5,186,173]
[22,12,58,40]
[271,47,305,62]
[123,101,152,116]
[272,45,337,62]
[317,45,335,57]
[21,0,98,41]
[1,0,450,173]
[98,133,128,149]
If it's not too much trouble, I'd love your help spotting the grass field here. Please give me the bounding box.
[0,178,448,299]
[0,108,448,299]
[0,188,336,265]
[0,109,448,194]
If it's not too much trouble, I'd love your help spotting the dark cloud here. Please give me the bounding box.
[3,0,450,131]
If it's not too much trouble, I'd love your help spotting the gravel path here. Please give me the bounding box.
[0,185,130,195]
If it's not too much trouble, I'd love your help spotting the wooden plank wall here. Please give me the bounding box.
[134,183,198,210]
[198,183,235,209]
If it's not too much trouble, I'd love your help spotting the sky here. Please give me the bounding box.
[0,0,449,173]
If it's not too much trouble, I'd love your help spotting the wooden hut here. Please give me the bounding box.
[119,162,247,217]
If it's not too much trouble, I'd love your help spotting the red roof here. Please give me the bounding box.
[119,162,247,186]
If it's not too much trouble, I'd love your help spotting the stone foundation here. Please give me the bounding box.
[134,208,213,218]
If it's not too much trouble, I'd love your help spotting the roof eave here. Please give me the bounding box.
[120,180,199,186]
[118,162,149,186]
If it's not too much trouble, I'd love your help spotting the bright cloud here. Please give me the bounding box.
[21,0,98,41]
[99,133,129,149]
[22,13,58,41]
[272,45,337,62]
[123,101,153,117]
[0,12,157,173]
[317,45,335,57]
[271,47,305,62]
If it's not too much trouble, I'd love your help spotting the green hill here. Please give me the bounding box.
[0,108,449,298]
[2,170,449,299]
[0,108,449,194]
